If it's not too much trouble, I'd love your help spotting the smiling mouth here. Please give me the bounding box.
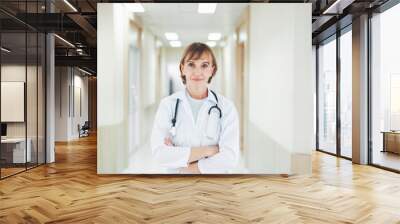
[191,78,204,81]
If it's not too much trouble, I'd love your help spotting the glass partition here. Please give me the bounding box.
[0,1,46,179]
[1,31,28,178]
[317,36,337,155]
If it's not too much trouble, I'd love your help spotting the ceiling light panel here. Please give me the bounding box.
[165,33,179,40]
[208,33,221,41]
[198,3,217,14]
[170,41,182,47]
[206,41,216,47]
[125,3,145,13]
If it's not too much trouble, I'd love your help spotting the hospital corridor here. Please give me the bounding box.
[121,4,253,174]
[97,3,312,174]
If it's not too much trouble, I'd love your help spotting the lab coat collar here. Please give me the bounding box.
[174,88,218,104]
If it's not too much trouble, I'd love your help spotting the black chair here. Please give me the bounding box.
[79,121,90,138]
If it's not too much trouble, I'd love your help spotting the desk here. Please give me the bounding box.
[1,138,31,163]
[382,131,400,154]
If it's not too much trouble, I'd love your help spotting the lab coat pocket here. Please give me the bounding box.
[206,112,221,142]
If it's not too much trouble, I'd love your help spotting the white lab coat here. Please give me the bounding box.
[150,89,240,174]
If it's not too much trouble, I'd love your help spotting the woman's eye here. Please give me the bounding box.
[202,64,209,68]
[188,63,194,67]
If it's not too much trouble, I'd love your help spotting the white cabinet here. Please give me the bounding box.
[1,138,32,163]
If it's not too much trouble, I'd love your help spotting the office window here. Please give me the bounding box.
[340,28,352,158]
[371,3,400,171]
[318,37,337,154]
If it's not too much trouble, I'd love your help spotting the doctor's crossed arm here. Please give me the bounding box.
[164,136,218,164]
[197,100,240,174]
[151,98,219,169]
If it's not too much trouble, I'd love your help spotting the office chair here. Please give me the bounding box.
[79,121,90,138]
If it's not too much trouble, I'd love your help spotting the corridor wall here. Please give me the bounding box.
[97,3,159,173]
[246,4,313,174]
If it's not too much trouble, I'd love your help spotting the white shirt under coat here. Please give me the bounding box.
[150,89,240,174]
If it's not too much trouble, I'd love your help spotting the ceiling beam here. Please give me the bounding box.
[322,0,356,14]
[67,13,97,39]
[55,55,96,69]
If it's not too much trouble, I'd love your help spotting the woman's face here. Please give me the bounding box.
[181,53,214,91]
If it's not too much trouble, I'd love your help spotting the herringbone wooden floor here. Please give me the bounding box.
[1,134,400,223]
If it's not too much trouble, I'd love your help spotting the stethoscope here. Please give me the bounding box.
[170,90,222,136]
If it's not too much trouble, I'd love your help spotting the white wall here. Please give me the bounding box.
[222,34,237,101]
[73,73,89,137]
[54,67,89,141]
[159,47,169,98]
[138,29,158,146]
[98,3,129,173]
[209,47,224,93]
[163,47,184,94]
[141,30,157,108]
[55,67,69,141]
[98,3,159,173]
[246,4,313,174]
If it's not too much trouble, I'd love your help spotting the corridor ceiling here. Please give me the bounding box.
[137,3,248,46]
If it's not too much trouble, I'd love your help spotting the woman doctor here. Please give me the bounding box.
[150,42,240,174]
